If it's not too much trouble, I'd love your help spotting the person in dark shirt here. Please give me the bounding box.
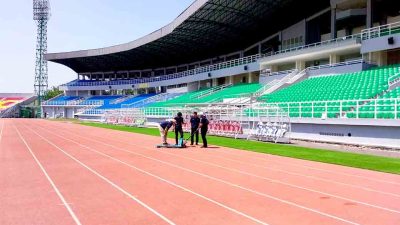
[190,112,200,145]
[158,120,175,145]
[174,112,185,145]
[199,114,209,148]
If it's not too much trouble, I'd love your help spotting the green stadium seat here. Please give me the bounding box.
[259,65,400,119]
[150,83,261,108]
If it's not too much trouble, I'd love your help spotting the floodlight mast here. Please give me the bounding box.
[33,0,50,109]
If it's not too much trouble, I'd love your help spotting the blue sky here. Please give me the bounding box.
[0,0,193,93]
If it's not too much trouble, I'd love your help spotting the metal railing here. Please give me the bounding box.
[78,108,107,115]
[80,97,400,120]
[215,93,254,104]
[121,93,172,108]
[256,69,298,96]
[260,69,297,77]
[307,59,365,71]
[110,95,135,104]
[361,21,400,40]
[42,100,104,106]
[62,54,262,87]
[255,98,400,120]
[388,72,400,87]
[194,84,232,99]
[263,69,303,94]
[262,34,361,58]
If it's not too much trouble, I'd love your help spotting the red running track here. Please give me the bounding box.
[1,119,399,225]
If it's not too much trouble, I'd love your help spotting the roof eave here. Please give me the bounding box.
[45,0,208,61]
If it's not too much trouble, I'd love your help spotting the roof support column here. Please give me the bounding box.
[248,72,253,83]
[331,6,337,39]
[366,0,373,28]
[212,78,217,87]
[330,53,340,64]
[228,75,233,85]
[296,60,305,71]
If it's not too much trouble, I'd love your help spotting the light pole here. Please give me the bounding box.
[33,0,50,115]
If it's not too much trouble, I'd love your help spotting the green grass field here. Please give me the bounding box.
[79,122,400,175]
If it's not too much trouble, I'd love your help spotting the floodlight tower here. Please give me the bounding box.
[33,0,50,105]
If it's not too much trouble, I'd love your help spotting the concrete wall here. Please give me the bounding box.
[259,73,291,85]
[199,79,211,88]
[42,107,67,119]
[361,34,400,54]
[243,117,400,148]
[291,122,400,149]
[231,72,259,84]
[66,108,76,118]
[42,106,80,119]
[307,62,365,76]
[281,20,306,49]
[187,82,200,92]
[260,38,361,67]
[167,86,188,93]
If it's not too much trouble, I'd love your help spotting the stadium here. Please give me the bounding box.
[38,0,400,148]
[2,0,400,224]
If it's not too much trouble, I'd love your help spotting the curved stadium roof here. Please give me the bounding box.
[45,0,329,74]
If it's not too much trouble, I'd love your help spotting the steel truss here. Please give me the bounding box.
[33,0,50,104]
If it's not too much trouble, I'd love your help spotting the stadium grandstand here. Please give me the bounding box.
[0,93,36,118]
[43,0,400,148]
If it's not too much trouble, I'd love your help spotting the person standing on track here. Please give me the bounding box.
[158,120,175,145]
[174,112,185,145]
[199,114,209,148]
[190,112,200,145]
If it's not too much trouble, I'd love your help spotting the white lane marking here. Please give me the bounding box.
[159,151,400,214]
[214,147,400,186]
[53,125,400,214]
[13,124,83,225]
[53,123,400,199]
[200,153,400,198]
[29,123,268,225]
[27,124,270,225]
[98,121,400,185]
[21,125,177,225]
[83,120,400,186]
[36,124,360,225]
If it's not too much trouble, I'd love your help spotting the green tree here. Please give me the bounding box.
[43,86,64,101]
[125,89,135,95]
